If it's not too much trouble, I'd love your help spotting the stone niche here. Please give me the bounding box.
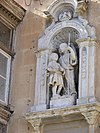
[26,1,100,133]
[30,0,97,112]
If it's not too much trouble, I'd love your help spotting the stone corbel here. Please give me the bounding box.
[81,111,100,133]
[28,119,42,133]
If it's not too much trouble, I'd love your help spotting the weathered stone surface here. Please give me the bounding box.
[6,0,100,133]
[50,95,75,109]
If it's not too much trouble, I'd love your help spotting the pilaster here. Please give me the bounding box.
[76,38,97,105]
[31,49,52,112]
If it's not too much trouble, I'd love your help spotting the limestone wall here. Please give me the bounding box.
[8,11,45,133]
[8,0,100,133]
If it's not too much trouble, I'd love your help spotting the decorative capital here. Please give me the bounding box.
[81,111,99,125]
[76,38,90,48]
[76,38,98,48]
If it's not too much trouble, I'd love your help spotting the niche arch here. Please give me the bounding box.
[38,20,89,50]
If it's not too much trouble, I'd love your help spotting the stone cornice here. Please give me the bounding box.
[26,103,100,126]
[0,104,11,124]
[0,0,26,28]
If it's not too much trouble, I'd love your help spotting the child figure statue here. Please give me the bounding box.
[47,53,65,98]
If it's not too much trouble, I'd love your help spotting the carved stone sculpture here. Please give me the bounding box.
[59,11,72,21]
[59,43,77,96]
[47,53,65,98]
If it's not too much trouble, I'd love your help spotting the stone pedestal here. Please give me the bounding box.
[50,95,75,109]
